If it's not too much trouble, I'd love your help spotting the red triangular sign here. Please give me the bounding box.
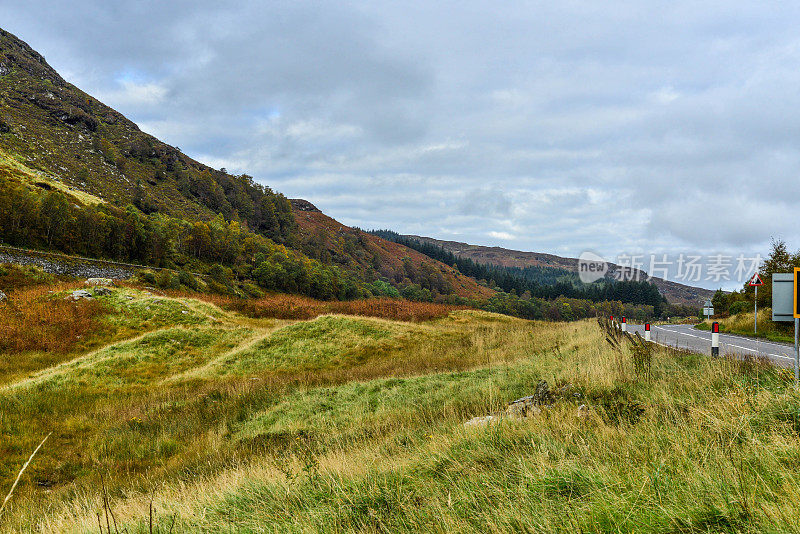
[749,273,763,286]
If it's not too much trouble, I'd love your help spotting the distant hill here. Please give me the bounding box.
[405,235,713,306]
[291,200,493,300]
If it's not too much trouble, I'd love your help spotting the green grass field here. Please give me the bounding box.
[2,284,800,532]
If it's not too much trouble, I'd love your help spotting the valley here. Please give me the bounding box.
[1,15,797,534]
[1,277,798,532]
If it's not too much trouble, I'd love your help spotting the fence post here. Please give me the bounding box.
[711,322,719,357]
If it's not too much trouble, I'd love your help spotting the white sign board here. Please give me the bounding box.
[773,273,795,322]
[703,307,714,316]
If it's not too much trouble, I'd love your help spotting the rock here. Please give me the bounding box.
[577,404,589,419]
[506,380,552,419]
[0,290,6,302]
[92,287,112,296]
[464,415,497,427]
[85,278,115,287]
[69,289,93,300]
[532,380,552,404]
[505,400,542,419]
[290,199,321,212]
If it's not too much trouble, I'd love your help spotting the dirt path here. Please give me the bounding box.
[161,322,292,383]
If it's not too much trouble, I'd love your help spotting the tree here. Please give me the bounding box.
[711,288,727,314]
[39,192,71,247]
[753,238,800,306]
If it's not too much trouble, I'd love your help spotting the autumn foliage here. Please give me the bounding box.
[0,283,104,354]
[210,293,465,322]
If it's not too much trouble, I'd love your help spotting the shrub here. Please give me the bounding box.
[729,301,749,316]
[155,270,179,290]
[0,263,56,290]
[178,270,198,290]
[139,270,157,285]
[242,282,264,298]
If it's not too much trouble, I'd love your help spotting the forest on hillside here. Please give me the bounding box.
[370,229,669,315]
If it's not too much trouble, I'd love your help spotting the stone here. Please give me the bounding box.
[577,404,589,419]
[505,400,542,419]
[85,277,115,287]
[92,287,112,296]
[0,290,6,302]
[70,289,93,300]
[532,379,552,405]
[505,380,552,419]
[464,415,497,427]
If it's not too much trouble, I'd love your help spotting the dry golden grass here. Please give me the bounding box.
[10,314,797,533]
[5,282,800,532]
[699,307,794,342]
[0,282,104,354]
[208,293,466,321]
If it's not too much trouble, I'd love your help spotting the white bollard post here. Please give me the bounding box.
[711,322,719,357]
[645,323,650,342]
[621,317,627,333]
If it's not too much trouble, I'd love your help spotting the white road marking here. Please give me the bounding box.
[654,326,705,339]
[633,324,795,362]
[720,342,792,360]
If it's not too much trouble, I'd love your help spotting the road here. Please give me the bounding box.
[625,323,797,368]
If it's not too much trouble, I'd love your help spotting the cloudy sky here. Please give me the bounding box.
[3,1,799,289]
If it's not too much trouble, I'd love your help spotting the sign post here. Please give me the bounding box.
[795,268,800,384]
[703,299,714,322]
[772,273,797,383]
[749,273,763,334]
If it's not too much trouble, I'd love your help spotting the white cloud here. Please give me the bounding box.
[650,86,680,104]
[285,120,362,142]
[96,80,167,107]
[488,231,515,240]
[6,1,800,290]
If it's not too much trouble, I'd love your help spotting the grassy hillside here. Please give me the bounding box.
[0,29,295,240]
[1,274,799,532]
[0,28,493,302]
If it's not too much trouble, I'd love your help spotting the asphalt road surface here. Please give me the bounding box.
[624,323,797,368]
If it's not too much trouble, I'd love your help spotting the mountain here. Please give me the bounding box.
[404,235,713,306]
[291,200,493,299]
[0,28,490,300]
[0,28,297,242]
